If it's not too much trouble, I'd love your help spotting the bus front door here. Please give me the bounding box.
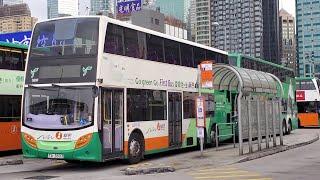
[101,89,124,158]
[168,92,182,147]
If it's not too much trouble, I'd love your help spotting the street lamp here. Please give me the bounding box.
[212,22,227,50]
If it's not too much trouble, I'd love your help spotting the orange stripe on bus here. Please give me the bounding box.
[123,136,169,155]
[0,122,21,151]
[298,113,319,126]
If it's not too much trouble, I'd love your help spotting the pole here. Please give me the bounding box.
[224,26,227,50]
[197,65,204,157]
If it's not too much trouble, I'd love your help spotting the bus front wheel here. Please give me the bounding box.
[128,132,144,164]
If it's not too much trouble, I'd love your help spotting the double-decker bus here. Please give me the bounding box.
[21,16,234,163]
[229,53,298,135]
[22,16,297,163]
[296,77,320,127]
[0,41,28,151]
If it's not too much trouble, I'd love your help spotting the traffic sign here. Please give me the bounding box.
[196,96,206,127]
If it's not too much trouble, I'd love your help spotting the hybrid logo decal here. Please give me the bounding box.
[30,67,39,78]
[146,122,166,134]
[37,132,72,141]
[82,66,93,77]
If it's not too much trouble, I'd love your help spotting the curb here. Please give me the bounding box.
[124,166,175,175]
[237,133,319,163]
[0,159,23,166]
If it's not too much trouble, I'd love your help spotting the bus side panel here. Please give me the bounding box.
[0,122,21,151]
[298,113,319,127]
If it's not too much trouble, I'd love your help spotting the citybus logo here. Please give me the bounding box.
[296,91,305,101]
[55,132,63,140]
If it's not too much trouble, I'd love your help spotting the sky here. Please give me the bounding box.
[24,0,296,21]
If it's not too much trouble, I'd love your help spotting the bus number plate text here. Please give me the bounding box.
[48,154,64,159]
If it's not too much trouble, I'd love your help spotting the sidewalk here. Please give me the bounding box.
[124,129,319,175]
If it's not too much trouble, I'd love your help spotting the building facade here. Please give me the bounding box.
[279,9,296,73]
[189,0,196,41]
[0,4,37,33]
[155,0,186,22]
[165,16,188,40]
[130,8,164,33]
[262,0,280,64]
[47,0,79,19]
[296,0,320,77]
[195,0,211,46]
[0,0,23,6]
[90,0,109,15]
[209,0,279,63]
[210,0,264,58]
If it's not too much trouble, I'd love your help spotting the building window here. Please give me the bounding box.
[155,18,160,25]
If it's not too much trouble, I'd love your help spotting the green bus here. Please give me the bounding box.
[21,16,297,164]
[228,53,298,134]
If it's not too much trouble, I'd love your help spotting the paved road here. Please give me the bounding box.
[234,129,320,180]
[0,129,318,180]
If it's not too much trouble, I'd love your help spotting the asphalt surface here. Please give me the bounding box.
[234,129,320,180]
[0,129,319,180]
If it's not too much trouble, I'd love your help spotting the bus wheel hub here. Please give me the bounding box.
[130,140,140,157]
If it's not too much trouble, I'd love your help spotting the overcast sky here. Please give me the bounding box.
[24,0,296,21]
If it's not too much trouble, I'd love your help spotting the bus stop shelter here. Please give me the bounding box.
[211,64,284,155]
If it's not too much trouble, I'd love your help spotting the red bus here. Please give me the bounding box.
[0,41,27,151]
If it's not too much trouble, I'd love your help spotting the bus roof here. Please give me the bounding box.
[229,53,294,72]
[34,15,228,56]
[0,41,28,50]
[295,77,315,81]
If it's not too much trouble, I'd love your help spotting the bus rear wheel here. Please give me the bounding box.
[209,125,218,147]
[282,120,287,135]
[287,120,292,135]
[128,132,144,164]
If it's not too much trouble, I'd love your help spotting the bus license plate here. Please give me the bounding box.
[48,154,64,159]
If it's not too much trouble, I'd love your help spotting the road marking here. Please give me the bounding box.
[194,174,261,179]
[244,178,273,180]
[190,170,251,176]
[189,166,272,180]
[196,167,238,172]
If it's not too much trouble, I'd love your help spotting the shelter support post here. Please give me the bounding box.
[272,100,277,147]
[257,99,262,151]
[265,99,270,148]
[238,92,243,155]
[248,96,253,153]
[279,100,284,146]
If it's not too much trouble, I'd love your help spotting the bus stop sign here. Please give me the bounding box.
[196,96,206,128]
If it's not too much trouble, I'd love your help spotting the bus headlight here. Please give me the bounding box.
[75,133,93,149]
[23,133,37,148]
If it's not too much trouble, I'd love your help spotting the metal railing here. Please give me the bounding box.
[215,122,237,150]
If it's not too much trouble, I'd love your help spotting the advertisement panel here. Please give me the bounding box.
[0,70,24,95]
[296,90,305,101]
[117,0,142,14]
[200,61,214,88]
[0,31,32,46]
